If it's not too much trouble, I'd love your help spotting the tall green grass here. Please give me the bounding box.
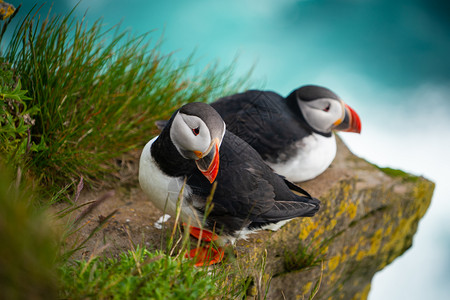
[0,162,251,299]
[0,6,260,299]
[1,6,251,190]
[59,246,247,300]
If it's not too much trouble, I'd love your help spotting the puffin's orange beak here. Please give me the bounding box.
[195,140,220,184]
[335,103,362,133]
[343,103,361,133]
[193,151,203,159]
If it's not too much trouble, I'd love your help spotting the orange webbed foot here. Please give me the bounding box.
[182,223,223,266]
[182,223,219,242]
[185,245,224,267]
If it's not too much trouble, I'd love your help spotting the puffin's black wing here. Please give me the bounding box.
[211,90,312,162]
[190,131,320,234]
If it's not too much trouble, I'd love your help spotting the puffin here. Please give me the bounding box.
[139,102,320,265]
[210,85,362,182]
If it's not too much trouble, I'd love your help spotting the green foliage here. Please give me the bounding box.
[53,177,248,299]
[376,166,419,182]
[0,6,256,299]
[0,161,59,299]
[0,59,41,171]
[1,6,250,189]
[0,165,248,299]
[283,240,327,299]
[284,240,327,273]
[59,246,231,299]
[307,262,324,300]
[284,230,344,273]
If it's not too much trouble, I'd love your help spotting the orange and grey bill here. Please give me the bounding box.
[196,142,220,183]
[344,103,361,133]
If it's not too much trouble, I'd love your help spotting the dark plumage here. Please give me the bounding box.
[140,102,320,243]
[210,85,361,182]
[211,90,309,164]
[155,86,361,182]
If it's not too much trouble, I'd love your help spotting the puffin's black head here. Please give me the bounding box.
[288,85,361,135]
[170,102,226,183]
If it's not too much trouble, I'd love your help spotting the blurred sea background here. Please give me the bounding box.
[5,1,450,299]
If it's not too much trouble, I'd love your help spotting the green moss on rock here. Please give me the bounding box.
[375,166,419,183]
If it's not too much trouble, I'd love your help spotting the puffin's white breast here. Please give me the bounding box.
[266,133,336,182]
[138,137,199,223]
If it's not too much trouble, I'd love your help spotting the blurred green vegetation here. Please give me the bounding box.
[0,162,59,299]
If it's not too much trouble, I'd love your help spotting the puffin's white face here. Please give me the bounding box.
[297,97,345,133]
[169,102,226,184]
[170,112,212,160]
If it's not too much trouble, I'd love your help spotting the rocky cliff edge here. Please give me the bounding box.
[232,136,435,299]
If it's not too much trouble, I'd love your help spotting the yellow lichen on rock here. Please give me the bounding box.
[298,218,319,240]
[352,283,371,300]
[356,228,383,261]
[327,255,340,272]
[301,281,313,296]
[0,0,15,20]
[327,219,337,231]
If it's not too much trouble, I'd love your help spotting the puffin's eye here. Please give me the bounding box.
[323,104,330,112]
[192,127,200,136]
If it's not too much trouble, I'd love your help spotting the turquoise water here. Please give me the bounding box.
[9,1,450,299]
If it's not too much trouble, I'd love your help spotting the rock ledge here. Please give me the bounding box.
[233,136,434,299]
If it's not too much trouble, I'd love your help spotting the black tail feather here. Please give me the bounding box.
[283,179,313,199]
